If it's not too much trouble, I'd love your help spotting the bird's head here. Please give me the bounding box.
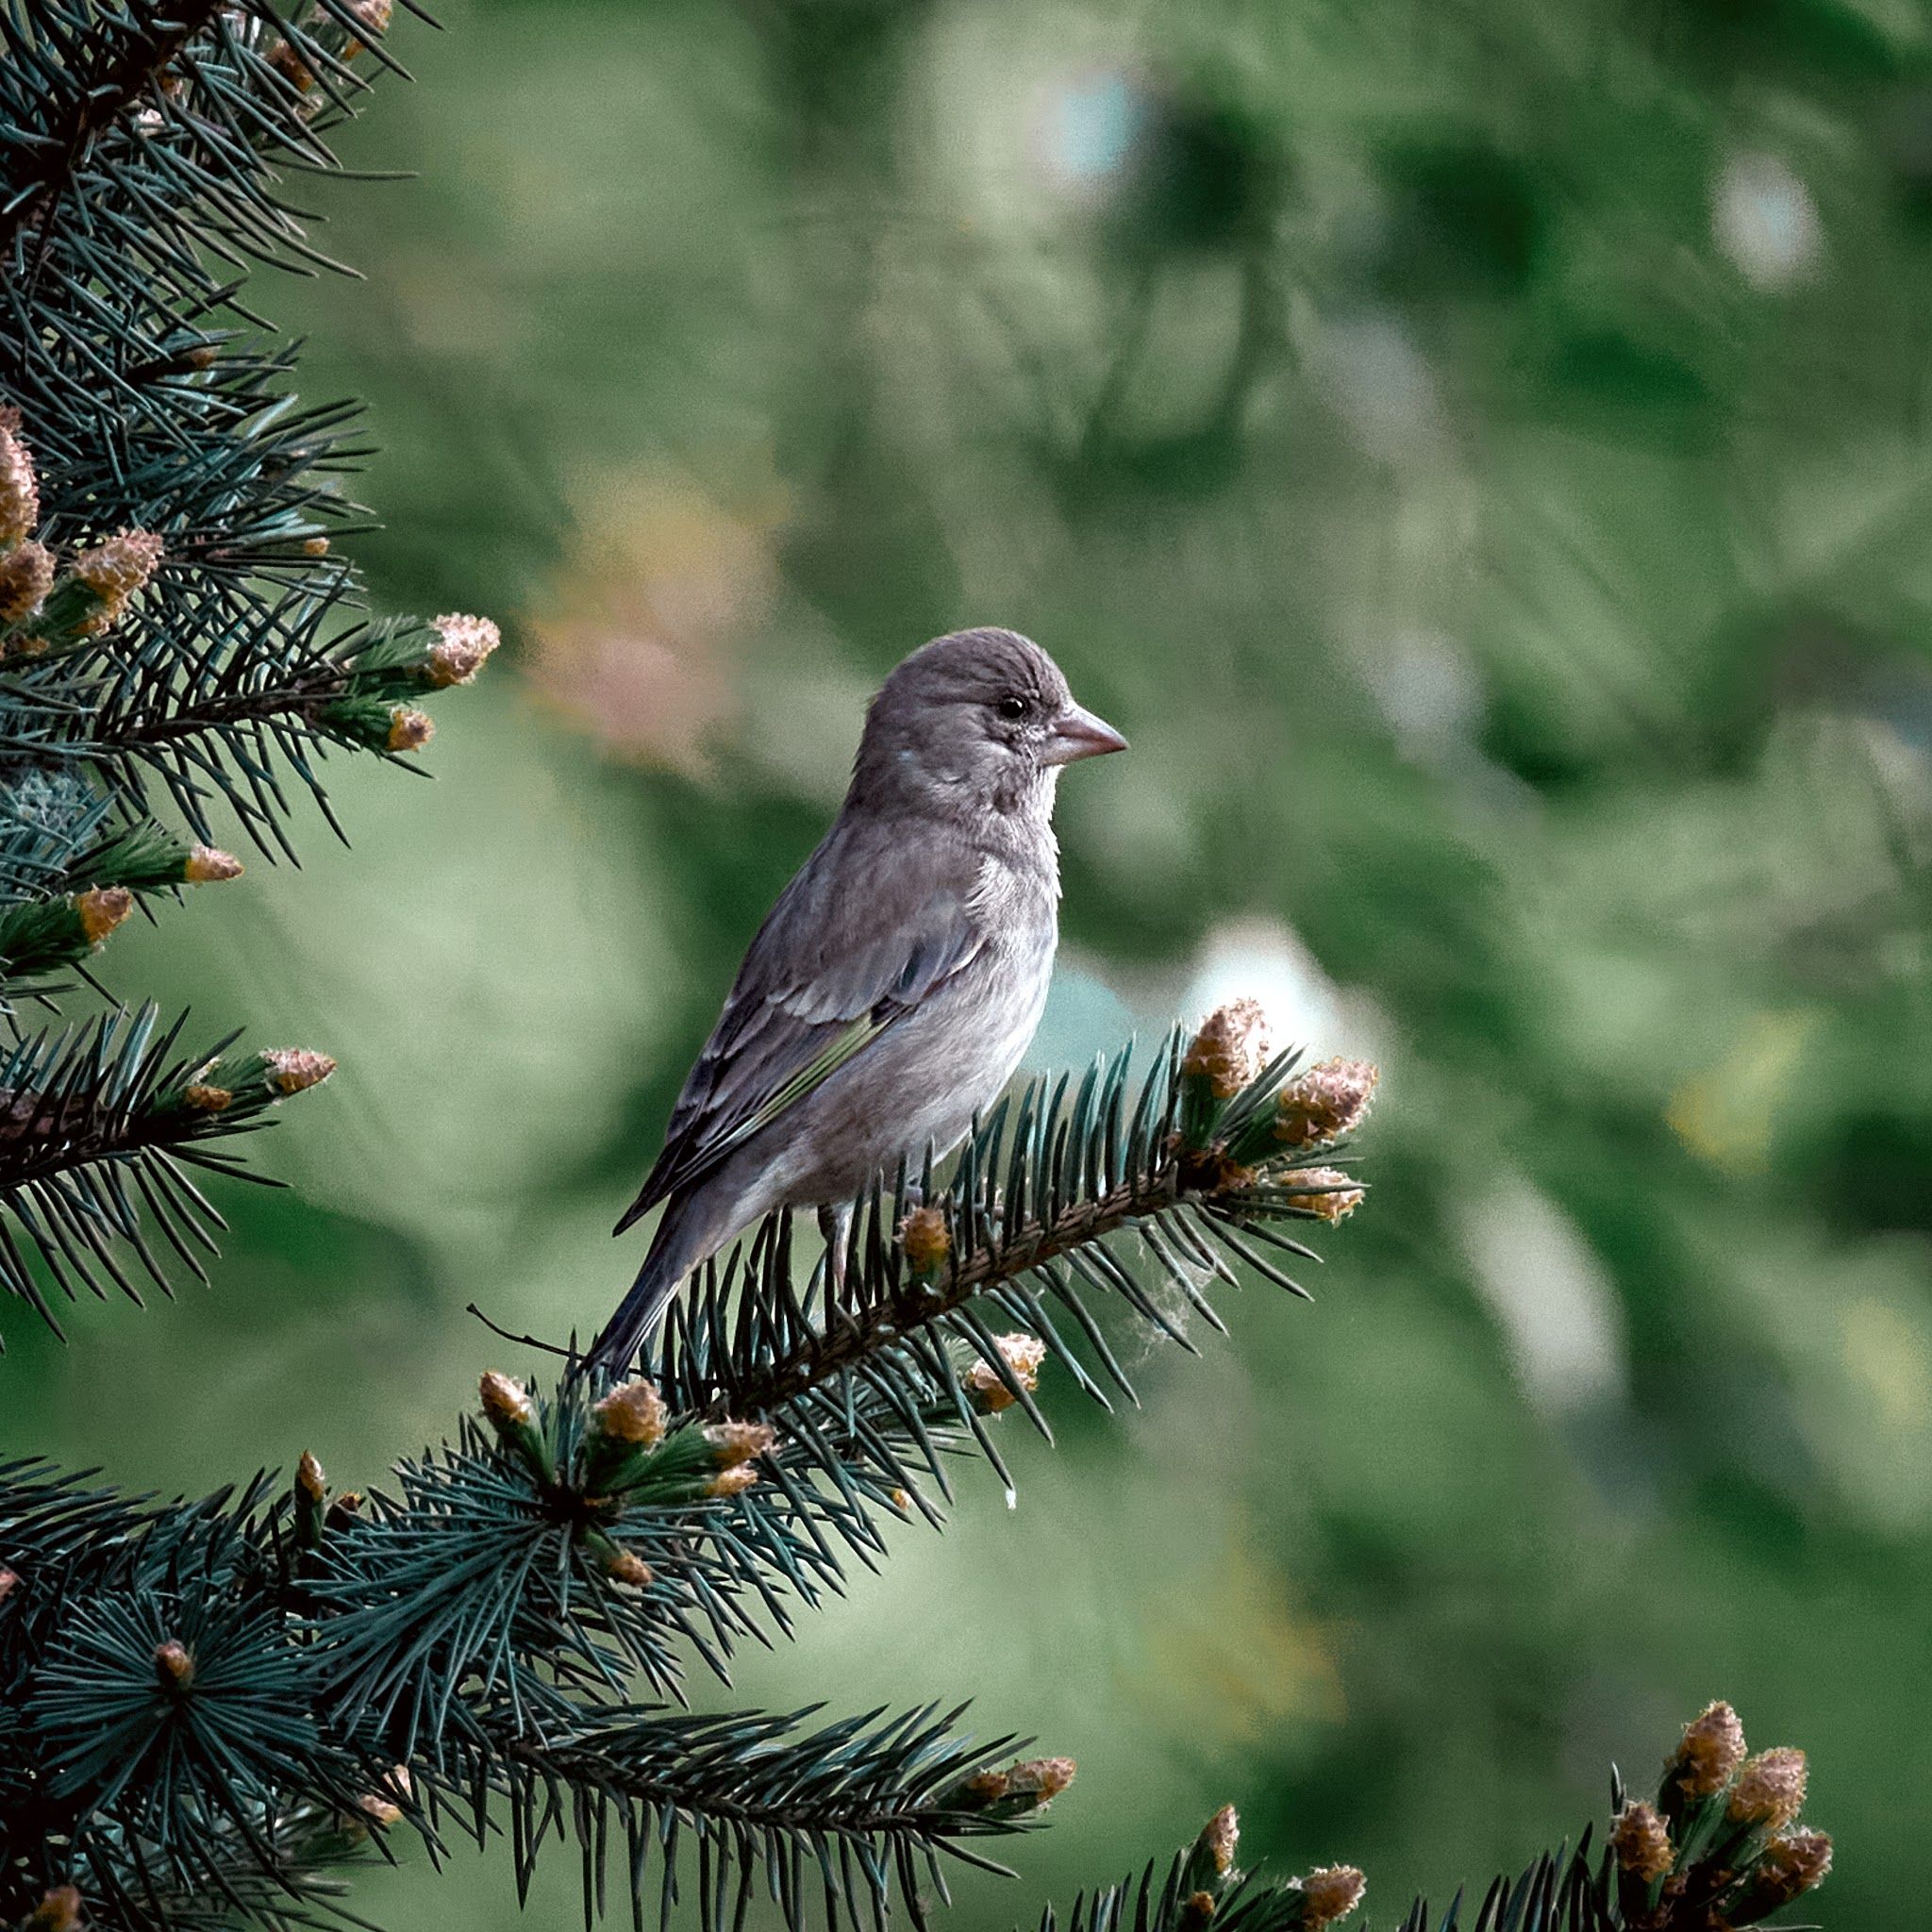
[851,627,1126,819]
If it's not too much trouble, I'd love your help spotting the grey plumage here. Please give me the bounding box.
[586,626,1125,1374]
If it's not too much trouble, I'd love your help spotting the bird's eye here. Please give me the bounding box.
[994,695,1028,721]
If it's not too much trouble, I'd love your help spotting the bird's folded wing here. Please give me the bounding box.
[616,826,989,1231]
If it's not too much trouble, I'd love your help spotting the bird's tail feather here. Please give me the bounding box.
[582,1196,711,1378]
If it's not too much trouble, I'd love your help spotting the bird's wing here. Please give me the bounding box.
[616,822,989,1233]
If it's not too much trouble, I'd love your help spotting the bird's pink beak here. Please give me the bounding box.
[1042,701,1128,766]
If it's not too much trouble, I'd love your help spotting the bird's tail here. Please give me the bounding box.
[581,1196,712,1380]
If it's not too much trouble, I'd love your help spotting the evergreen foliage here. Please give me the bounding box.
[0,0,496,1340]
[0,8,1841,1932]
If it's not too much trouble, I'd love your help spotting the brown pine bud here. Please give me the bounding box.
[1201,1804,1239,1874]
[1280,1166,1365,1223]
[296,1450,326,1502]
[603,1548,654,1588]
[155,1639,193,1689]
[705,1420,777,1466]
[898,1203,950,1277]
[357,1765,411,1830]
[185,844,242,883]
[706,1464,760,1499]
[1754,1828,1833,1902]
[0,418,39,548]
[0,1566,18,1600]
[342,0,392,57]
[1672,1700,1747,1797]
[479,1371,535,1430]
[266,37,316,91]
[425,611,502,688]
[184,1082,234,1111]
[73,529,163,634]
[963,1768,1010,1805]
[1182,999,1272,1100]
[592,1379,667,1447]
[1274,1058,1379,1149]
[0,540,54,625]
[24,1888,82,1932]
[1728,1747,1807,1829]
[963,1332,1047,1414]
[1006,1757,1076,1805]
[302,535,330,557]
[387,706,434,753]
[261,1047,335,1094]
[76,886,132,946]
[1609,1801,1674,1883]
[1182,1893,1217,1930]
[1298,1867,1365,1931]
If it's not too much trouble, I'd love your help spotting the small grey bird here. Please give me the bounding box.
[586,626,1125,1374]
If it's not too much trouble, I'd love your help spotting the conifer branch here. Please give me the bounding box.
[0,0,226,258]
[0,1007,334,1341]
[641,1012,1375,1504]
[0,1,497,1335]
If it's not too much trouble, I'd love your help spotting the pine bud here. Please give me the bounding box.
[1280,1166,1365,1223]
[0,417,39,548]
[1296,1867,1365,1930]
[76,886,132,946]
[1751,1828,1833,1905]
[345,0,393,56]
[1005,1757,1076,1806]
[184,844,243,883]
[1672,1700,1747,1797]
[266,37,317,91]
[1201,1805,1239,1874]
[24,1888,82,1932]
[898,1203,951,1279]
[483,1375,537,1437]
[592,1379,668,1447]
[0,540,53,625]
[1274,1058,1379,1149]
[425,611,502,688]
[0,1566,18,1600]
[705,1419,777,1466]
[479,1371,535,1431]
[73,529,163,634]
[1609,1801,1674,1883]
[603,1548,654,1588]
[261,1047,335,1094]
[184,1082,233,1111]
[387,706,434,753]
[1182,1894,1217,1930]
[963,1332,1047,1414]
[302,536,330,557]
[154,1639,194,1690]
[1727,1748,1807,1830]
[356,1765,410,1831]
[1182,999,1273,1101]
[706,1464,760,1499]
[296,1450,326,1502]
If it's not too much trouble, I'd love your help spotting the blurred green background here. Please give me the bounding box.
[8,0,1932,1922]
